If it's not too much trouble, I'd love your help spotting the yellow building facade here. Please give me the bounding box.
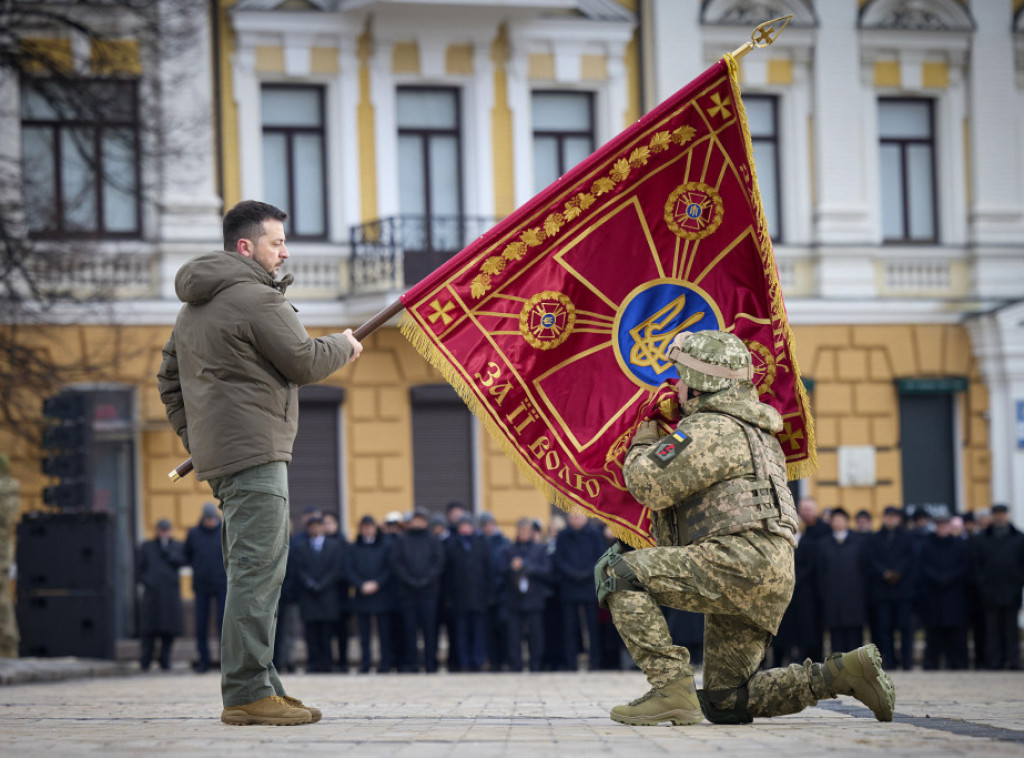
[6,1,1023,618]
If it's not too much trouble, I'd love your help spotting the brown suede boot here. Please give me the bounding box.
[221,695,313,726]
[610,675,703,726]
[821,644,895,722]
[281,695,322,723]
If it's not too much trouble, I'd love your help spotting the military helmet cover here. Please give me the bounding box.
[665,330,753,393]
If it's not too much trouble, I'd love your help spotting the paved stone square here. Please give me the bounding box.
[1,667,1022,757]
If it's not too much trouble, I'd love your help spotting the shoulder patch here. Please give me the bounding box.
[647,430,692,468]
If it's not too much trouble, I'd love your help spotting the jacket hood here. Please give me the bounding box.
[175,250,293,304]
[681,381,783,433]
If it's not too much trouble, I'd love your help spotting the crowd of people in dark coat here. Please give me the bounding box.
[138,497,1022,675]
[772,499,1024,672]
[268,502,658,674]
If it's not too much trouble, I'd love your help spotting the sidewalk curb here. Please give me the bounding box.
[0,658,139,686]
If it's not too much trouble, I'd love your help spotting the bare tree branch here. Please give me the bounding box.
[1,0,208,445]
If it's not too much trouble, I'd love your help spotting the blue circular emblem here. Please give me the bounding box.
[613,279,724,389]
[686,203,702,219]
[541,313,556,328]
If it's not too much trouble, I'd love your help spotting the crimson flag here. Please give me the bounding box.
[400,56,816,546]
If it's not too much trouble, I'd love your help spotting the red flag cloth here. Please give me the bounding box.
[400,56,816,547]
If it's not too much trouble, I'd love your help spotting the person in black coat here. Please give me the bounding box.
[292,515,343,672]
[505,518,551,671]
[138,519,186,671]
[971,504,1024,670]
[184,503,227,673]
[322,512,351,671]
[816,508,869,654]
[965,510,989,668]
[479,513,511,671]
[868,506,916,670]
[391,510,445,672]
[794,497,829,660]
[346,515,393,673]
[274,506,322,674]
[553,513,606,670]
[443,515,493,671]
[920,513,969,669]
[772,517,820,666]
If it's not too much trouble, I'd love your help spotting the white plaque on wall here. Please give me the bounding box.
[838,445,876,487]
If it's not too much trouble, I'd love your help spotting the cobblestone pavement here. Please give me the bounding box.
[1,667,1022,757]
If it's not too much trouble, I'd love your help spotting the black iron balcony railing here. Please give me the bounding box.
[350,214,498,293]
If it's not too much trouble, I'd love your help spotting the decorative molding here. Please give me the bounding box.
[859,0,974,32]
[701,0,817,27]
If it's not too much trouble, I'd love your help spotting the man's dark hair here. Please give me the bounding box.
[223,200,287,251]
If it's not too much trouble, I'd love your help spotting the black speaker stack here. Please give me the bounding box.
[16,511,116,659]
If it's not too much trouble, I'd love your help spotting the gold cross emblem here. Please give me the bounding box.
[779,422,804,451]
[428,298,455,327]
[708,92,732,120]
[755,26,775,46]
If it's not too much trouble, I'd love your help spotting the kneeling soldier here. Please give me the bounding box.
[597,330,894,726]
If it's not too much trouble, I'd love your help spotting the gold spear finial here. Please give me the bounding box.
[730,15,793,60]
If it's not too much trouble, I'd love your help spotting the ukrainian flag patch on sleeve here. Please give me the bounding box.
[647,430,692,469]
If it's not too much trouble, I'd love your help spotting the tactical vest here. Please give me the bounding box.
[651,414,799,548]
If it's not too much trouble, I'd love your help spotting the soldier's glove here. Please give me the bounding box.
[629,420,661,450]
[594,543,641,609]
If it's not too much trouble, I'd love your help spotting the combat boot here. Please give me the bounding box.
[220,695,313,726]
[281,695,322,723]
[610,676,703,726]
[820,644,895,722]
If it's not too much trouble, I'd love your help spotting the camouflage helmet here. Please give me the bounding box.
[664,330,753,393]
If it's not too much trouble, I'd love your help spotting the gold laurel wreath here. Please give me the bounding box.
[470,124,697,299]
[663,181,725,241]
[519,291,576,350]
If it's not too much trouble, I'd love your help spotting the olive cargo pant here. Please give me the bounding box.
[209,461,291,708]
[607,532,823,718]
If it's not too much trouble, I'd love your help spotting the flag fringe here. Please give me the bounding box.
[399,311,653,548]
[725,54,818,482]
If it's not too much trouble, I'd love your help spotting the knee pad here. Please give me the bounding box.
[595,553,643,608]
[697,683,753,725]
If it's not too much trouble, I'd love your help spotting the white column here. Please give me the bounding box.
[781,51,813,245]
[645,0,702,104]
[371,40,398,219]
[967,0,1024,245]
[812,0,872,243]
[467,41,496,219]
[968,301,1024,521]
[155,0,222,245]
[937,63,968,247]
[233,46,263,205]
[0,71,21,212]
[335,35,362,235]
[605,42,629,136]
[507,31,534,208]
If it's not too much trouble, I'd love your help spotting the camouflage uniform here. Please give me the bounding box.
[605,331,893,724]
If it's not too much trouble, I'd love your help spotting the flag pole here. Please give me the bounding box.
[167,298,404,482]
[729,15,792,60]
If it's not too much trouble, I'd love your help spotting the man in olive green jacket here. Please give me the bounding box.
[158,200,361,726]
